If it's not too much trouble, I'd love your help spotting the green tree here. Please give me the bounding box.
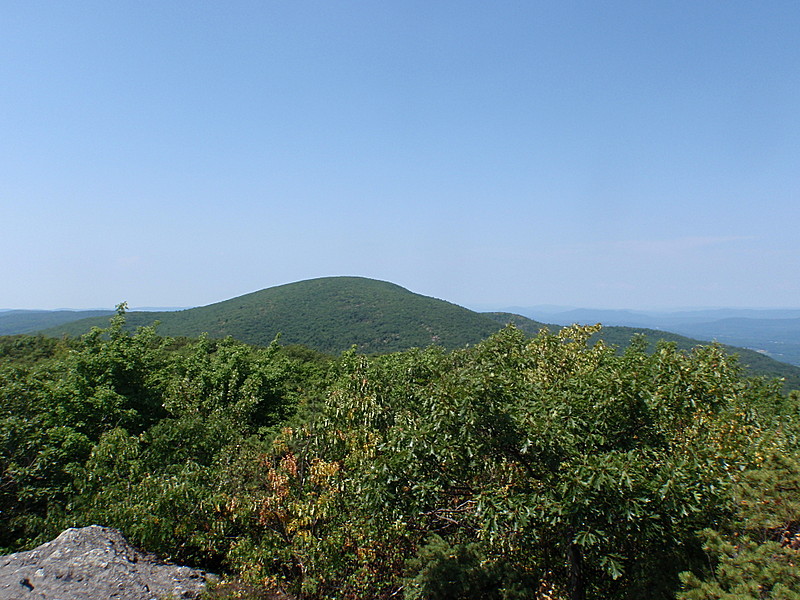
[0,305,173,549]
[232,325,780,599]
[0,307,302,559]
[678,444,800,599]
[70,333,299,566]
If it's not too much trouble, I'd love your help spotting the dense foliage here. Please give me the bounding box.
[0,307,324,560]
[486,313,800,393]
[2,309,799,599]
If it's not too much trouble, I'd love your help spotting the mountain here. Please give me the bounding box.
[0,310,115,336]
[38,277,521,354]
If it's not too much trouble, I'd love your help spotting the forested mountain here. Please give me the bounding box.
[38,277,513,353]
[34,277,800,390]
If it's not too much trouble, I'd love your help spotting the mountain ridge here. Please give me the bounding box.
[16,276,800,391]
[36,277,511,354]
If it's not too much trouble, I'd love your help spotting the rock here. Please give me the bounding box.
[0,525,215,600]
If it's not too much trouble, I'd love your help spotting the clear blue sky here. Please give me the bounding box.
[2,1,798,310]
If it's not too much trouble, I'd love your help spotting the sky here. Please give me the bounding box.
[2,1,799,310]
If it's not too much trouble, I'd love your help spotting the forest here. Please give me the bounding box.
[2,306,799,599]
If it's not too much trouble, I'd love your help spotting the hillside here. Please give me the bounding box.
[39,277,508,354]
[0,309,114,335]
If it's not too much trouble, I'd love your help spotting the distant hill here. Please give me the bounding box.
[34,277,800,391]
[668,317,800,367]
[0,310,114,336]
[39,277,512,354]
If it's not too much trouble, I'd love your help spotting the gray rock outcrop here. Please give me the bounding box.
[0,525,214,600]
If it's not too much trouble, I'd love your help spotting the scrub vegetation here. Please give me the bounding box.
[2,305,799,599]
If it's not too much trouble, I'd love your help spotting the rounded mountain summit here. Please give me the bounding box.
[42,277,525,354]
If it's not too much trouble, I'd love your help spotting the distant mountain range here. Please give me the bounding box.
[3,277,799,390]
[506,307,800,367]
[0,310,115,336]
[0,307,186,336]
